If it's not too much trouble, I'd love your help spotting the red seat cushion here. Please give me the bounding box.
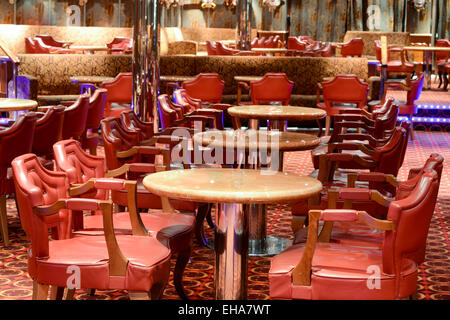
[36,235,171,292]
[269,242,417,300]
[387,61,415,72]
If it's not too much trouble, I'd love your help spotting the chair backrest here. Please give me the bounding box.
[250,73,294,105]
[206,40,217,55]
[287,37,307,51]
[373,103,399,139]
[341,38,364,57]
[85,88,107,130]
[25,37,50,54]
[120,110,154,141]
[158,94,186,130]
[62,95,90,141]
[0,112,37,175]
[12,153,70,277]
[107,37,133,54]
[35,35,64,48]
[435,39,450,61]
[182,73,225,103]
[101,72,133,104]
[173,89,202,110]
[321,75,369,110]
[32,106,65,158]
[374,125,408,176]
[406,73,425,106]
[382,170,440,276]
[215,41,237,55]
[100,117,140,170]
[53,139,107,200]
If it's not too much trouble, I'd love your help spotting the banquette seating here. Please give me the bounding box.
[25,37,73,54]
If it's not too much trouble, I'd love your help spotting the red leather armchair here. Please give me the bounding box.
[12,153,171,300]
[106,37,133,55]
[25,37,73,54]
[215,41,240,55]
[340,38,364,57]
[206,40,217,55]
[374,40,415,84]
[0,112,37,246]
[81,88,107,155]
[101,72,132,119]
[53,139,197,299]
[35,35,69,48]
[317,75,369,136]
[382,73,424,140]
[32,106,65,168]
[121,110,154,143]
[287,37,308,51]
[269,169,440,300]
[62,94,90,142]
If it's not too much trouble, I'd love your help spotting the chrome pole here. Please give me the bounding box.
[237,0,251,50]
[215,203,248,300]
[132,0,160,131]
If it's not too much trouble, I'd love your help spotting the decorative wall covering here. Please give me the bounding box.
[0,0,448,41]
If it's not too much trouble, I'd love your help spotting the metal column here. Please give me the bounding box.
[237,0,251,51]
[133,0,160,131]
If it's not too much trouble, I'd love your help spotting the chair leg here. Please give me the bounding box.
[65,288,76,300]
[438,71,443,88]
[316,119,323,137]
[35,283,49,300]
[324,116,331,136]
[49,286,65,300]
[174,246,192,300]
[150,269,170,300]
[0,195,10,246]
[444,73,449,91]
[89,147,97,156]
[291,215,307,234]
[408,114,415,140]
[195,203,211,247]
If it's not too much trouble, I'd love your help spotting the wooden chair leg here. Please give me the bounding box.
[89,147,97,156]
[325,116,331,136]
[173,246,192,300]
[65,288,76,300]
[408,114,415,140]
[291,215,307,234]
[35,283,49,300]
[0,195,9,246]
[438,71,443,88]
[316,119,323,137]
[49,286,65,300]
[195,203,211,247]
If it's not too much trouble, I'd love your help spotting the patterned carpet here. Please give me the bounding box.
[0,130,448,300]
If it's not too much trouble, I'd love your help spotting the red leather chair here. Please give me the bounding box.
[34,35,69,48]
[317,75,369,136]
[311,100,399,169]
[81,89,107,155]
[101,72,132,119]
[32,106,65,168]
[340,38,364,57]
[53,139,197,299]
[441,63,450,90]
[215,41,240,55]
[374,40,415,84]
[382,73,424,140]
[12,153,171,300]
[62,94,90,142]
[287,37,308,51]
[121,110,154,142]
[158,94,216,131]
[106,37,133,55]
[250,73,294,105]
[269,169,440,300]
[25,37,73,54]
[0,112,37,246]
[171,89,225,130]
[182,73,226,104]
[206,40,217,55]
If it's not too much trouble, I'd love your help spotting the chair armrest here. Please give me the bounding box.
[347,172,398,188]
[328,142,375,156]
[335,133,382,147]
[34,198,129,276]
[206,103,232,111]
[291,209,395,286]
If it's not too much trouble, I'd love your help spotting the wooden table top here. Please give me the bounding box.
[234,76,263,82]
[143,168,322,204]
[0,98,38,112]
[227,105,327,121]
[193,130,320,152]
[251,48,289,53]
[70,76,114,84]
[160,75,196,82]
[403,46,450,52]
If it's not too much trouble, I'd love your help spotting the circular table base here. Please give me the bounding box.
[249,236,292,257]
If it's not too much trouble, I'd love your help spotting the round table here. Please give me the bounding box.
[228,105,326,131]
[143,168,322,300]
[0,98,38,120]
[70,76,115,94]
[193,130,320,256]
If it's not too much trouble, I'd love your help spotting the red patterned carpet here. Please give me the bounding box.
[0,130,449,300]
